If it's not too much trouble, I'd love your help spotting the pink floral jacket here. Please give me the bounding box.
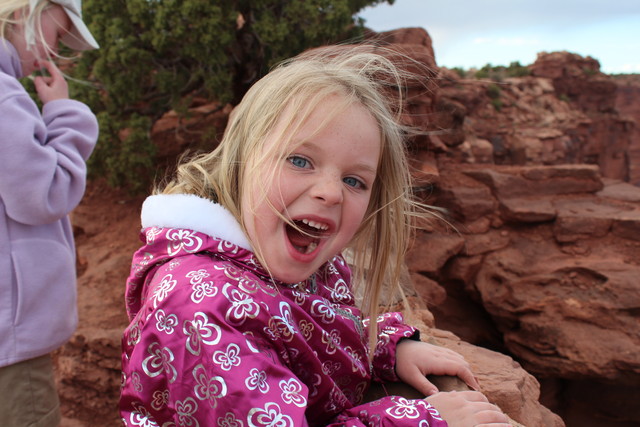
[120,194,447,426]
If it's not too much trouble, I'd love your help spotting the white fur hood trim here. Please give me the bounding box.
[141,194,253,251]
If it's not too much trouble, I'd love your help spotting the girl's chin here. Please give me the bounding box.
[270,259,322,285]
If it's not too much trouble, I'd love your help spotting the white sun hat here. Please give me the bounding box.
[27,0,99,51]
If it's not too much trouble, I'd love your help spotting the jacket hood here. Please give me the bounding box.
[141,194,252,250]
[126,194,265,319]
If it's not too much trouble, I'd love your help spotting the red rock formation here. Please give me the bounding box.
[419,161,640,426]
[530,52,617,113]
[375,28,640,426]
[433,52,636,182]
[613,74,640,185]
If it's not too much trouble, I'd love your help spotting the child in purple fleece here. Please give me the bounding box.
[0,1,98,425]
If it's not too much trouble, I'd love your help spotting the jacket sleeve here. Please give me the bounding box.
[120,263,311,427]
[0,86,98,225]
[368,312,420,382]
[328,395,447,426]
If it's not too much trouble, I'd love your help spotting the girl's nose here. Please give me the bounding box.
[311,178,343,205]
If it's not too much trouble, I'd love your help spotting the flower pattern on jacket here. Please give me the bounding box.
[121,226,447,426]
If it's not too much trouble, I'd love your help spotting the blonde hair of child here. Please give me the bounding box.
[1,0,63,61]
[162,45,429,354]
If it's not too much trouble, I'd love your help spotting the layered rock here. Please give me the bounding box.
[613,74,640,185]
[437,51,635,182]
[375,27,640,425]
[413,162,640,425]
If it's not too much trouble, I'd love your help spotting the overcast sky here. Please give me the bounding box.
[358,0,640,74]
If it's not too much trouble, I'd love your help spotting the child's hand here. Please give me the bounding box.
[395,340,480,396]
[426,391,511,427]
[33,60,69,104]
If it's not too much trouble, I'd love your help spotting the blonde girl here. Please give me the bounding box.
[0,1,98,425]
[120,46,509,426]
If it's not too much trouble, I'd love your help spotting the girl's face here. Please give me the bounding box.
[241,95,381,284]
[9,4,71,77]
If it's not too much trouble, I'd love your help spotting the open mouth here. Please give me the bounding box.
[286,219,329,255]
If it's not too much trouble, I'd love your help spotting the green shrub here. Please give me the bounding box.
[451,67,467,78]
[474,61,530,81]
[490,98,503,111]
[86,113,156,194]
[475,66,490,79]
[487,83,501,99]
[486,83,502,111]
[505,61,530,77]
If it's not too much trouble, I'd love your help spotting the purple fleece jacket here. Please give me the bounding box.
[0,40,98,366]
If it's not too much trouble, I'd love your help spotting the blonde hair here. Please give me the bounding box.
[1,0,63,60]
[162,45,431,350]
[0,0,28,32]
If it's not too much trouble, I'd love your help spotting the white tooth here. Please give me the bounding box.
[305,241,318,254]
[301,219,328,231]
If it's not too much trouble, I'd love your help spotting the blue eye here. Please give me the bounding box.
[288,155,310,169]
[343,176,365,189]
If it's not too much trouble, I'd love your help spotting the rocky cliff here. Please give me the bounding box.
[56,27,639,427]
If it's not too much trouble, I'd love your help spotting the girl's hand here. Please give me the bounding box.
[426,391,511,427]
[33,60,69,104]
[395,340,480,396]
